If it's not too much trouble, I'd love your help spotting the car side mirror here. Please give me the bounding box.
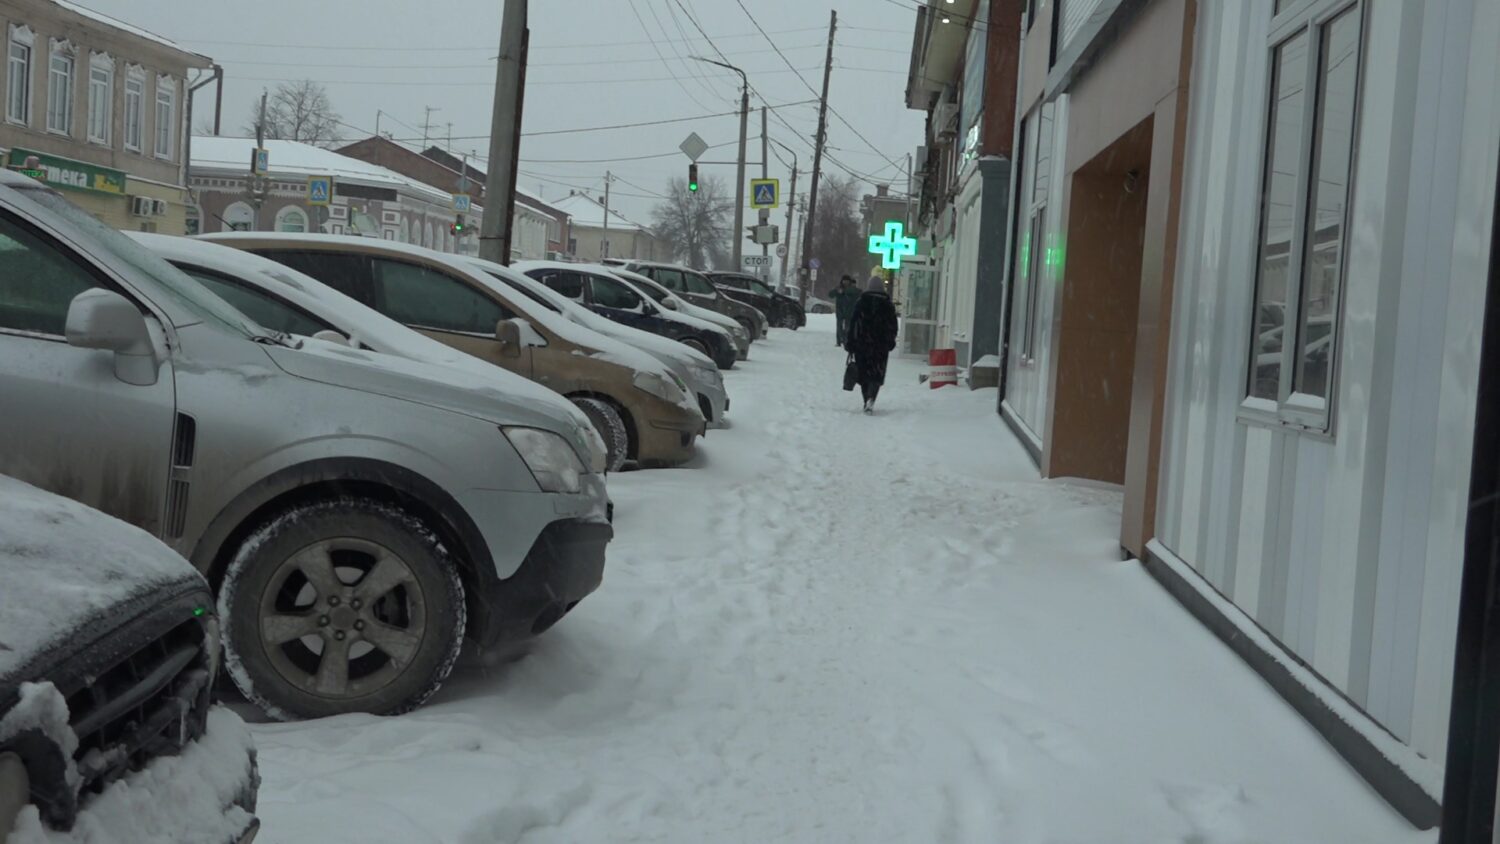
[65,289,159,386]
[662,298,680,311]
[311,329,352,347]
[496,318,523,358]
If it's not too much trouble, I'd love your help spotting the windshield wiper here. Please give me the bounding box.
[252,331,303,350]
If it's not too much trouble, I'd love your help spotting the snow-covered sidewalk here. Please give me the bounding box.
[244,315,1431,843]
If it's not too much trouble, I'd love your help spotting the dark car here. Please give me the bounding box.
[514,260,738,370]
[1,474,259,842]
[707,272,806,330]
[621,260,771,340]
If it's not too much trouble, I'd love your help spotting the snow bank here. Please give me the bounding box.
[7,708,257,844]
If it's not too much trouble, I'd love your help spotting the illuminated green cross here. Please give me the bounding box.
[869,220,918,270]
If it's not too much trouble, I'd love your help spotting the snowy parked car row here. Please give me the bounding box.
[0,169,784,840]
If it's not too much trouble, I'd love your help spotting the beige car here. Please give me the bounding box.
[198,233,705,470]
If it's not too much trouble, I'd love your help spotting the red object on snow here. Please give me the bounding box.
[929,348,958,389]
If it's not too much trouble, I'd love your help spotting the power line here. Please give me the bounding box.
[874,0,992,28]
[231,68,821,88]
[520,141,735,165]
[202,43,833,71]
[657,0,733,105]
[371,100,816,143]
[729,0,908,175]
[629,0,717,111]
[181,27,830,52]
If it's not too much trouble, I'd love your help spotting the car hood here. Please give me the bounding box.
[261,338,599,455]
[0,475,206,685]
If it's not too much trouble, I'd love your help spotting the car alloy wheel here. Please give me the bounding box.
[220,500,465,720]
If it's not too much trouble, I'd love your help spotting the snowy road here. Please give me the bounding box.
[245,316,1431,844]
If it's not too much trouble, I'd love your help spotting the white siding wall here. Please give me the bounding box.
[1157,0,1499,777]
[1002,96,1068,446]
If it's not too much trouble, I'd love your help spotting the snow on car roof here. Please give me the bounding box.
[0,475,203,680]
[196,233,673,380]
[134,233,581,415]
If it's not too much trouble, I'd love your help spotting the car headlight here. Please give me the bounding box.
[690,362,721,388]
[633,370,685,403]
[503,427,588,493]
[729,324,748,343]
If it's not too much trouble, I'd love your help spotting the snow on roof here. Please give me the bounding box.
[549,192,651,233]
[190,137,452,204]
[52,1,212,65]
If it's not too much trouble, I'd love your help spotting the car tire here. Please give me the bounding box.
[572,397,629,473]
[218,499,466,721]
[736,317,756,340]
[681,337,711,358]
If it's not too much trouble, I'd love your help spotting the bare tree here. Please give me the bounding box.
[807,175,868,294]
[244,80,342,146]
[650,175,733,270]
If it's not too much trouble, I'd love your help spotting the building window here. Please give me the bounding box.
[1246,0,1364,430]
[46,40,75,135]
[223,201,256,232]
[7,25,33,125]
[154,75,175,158]
[275,206,308,233]
[1015,102,1055,362]
[123,65,144,151]
[87,52,113,144]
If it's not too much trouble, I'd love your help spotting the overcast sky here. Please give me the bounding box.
[77,0,924,225]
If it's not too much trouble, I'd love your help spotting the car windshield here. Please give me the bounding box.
[24,188,261,337]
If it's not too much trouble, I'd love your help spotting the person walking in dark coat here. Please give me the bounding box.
[831,276,861,346]
[845,276,899,414]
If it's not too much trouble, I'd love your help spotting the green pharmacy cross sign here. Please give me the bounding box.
[869,220,918,270]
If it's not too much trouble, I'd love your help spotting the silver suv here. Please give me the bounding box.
[0,171,612,720]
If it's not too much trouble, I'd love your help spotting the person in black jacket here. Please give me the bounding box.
[845,276,899,414]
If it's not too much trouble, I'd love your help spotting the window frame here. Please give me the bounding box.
[370,257,514,338]
[175,264,333,338]
[274,206,309,233]
[153,73,175,159]
[122,64,144,152]
[588,273,644,311]
[86,51,112,145]
[1015,102,1054,365]
[7,24,34,126]
[45,39,75,136]
[1240,0,1366,434]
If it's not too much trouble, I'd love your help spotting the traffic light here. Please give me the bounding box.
[450,214,465,236]
[688,164,699,193]
[746,225,758,244]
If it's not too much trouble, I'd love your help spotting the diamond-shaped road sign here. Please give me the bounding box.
[679,132,709,162]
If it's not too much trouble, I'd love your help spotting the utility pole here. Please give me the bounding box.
[801,9,836,307]
[781,165,798,288]
[733,72,749,268]
[602,171,612,261]
[480,0,527,265]
[251,89,267,231]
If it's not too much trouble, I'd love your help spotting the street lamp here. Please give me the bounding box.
[693,56,750,267]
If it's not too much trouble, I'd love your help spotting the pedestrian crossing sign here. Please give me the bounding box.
[750,178,779,209]
[307,176,334,206]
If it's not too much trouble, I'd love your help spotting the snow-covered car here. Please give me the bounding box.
[609,267,753,360]
[482,259,731,429]
[0,171,612,721]
[707,271,806,330]
[0,475,259,843]
[197,233,706,471]
[512,259,739,370]
[622,260,771,340]
[806,296,834,315]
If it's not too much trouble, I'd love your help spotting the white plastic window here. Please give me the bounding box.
[87,53,112,144]
[46,40,74,135]
[6,25,34,125]
[1245,0,1364,431]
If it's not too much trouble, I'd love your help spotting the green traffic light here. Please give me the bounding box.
[688,181,699,192]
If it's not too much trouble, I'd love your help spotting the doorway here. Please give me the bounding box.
[1044,117,1154,484]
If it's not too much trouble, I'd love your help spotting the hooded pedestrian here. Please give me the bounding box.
[844,275,899,414]
[831,275,861,346]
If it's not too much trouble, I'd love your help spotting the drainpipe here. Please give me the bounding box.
[183,65,222,230]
